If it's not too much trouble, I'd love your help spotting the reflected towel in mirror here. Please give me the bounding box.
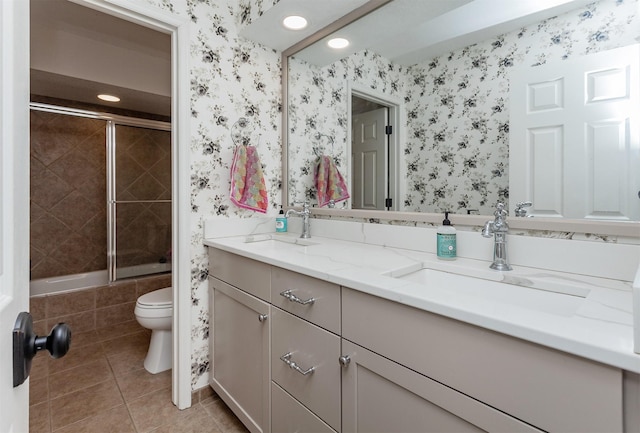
[230,145,268,213]
[315,155,349,207]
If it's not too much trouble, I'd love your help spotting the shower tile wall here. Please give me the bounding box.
[115,126,172,268]
[30,110,107,280]
[30,110,172,280]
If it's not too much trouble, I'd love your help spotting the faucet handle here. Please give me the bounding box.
[494,202,507,218]
[514,201,532,217]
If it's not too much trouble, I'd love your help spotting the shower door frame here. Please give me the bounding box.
[105,115,172,282]
[30,103,172,283]
[57,0,192,409]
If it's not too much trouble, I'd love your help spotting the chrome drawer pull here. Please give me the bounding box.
[280,289,315,305]
[258,314,268,322]
[280,352,315,376]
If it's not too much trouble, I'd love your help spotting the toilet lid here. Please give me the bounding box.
[137,287,172,307]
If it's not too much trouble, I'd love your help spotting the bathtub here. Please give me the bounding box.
[30,263,172,296]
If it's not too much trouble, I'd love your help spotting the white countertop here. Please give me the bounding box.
[205,232,640,373]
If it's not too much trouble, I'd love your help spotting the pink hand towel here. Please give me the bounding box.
[230,145,268,213]
[314,155,350,207]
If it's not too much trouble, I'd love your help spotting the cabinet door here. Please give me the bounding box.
[341,340,542,433]
[210,277,270,433]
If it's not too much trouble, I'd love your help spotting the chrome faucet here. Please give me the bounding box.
[481,202,512,271]
[286,202,311,239]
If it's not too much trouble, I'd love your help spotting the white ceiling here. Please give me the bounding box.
[239,0,372,51]
[242,0,594,67]
[30,0,594,114]
[30,0,171,116]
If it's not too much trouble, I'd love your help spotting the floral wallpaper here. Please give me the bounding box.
[136,0,282,388]
[288,50,405,205]
[129,0,639,391]
[287,0,639,216]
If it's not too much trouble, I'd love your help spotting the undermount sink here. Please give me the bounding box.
[243,234,318,247]
[390,265,589,317]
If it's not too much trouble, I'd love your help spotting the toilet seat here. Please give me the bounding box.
[136,287,172,309]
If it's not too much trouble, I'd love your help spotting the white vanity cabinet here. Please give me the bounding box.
[209,249,271,433]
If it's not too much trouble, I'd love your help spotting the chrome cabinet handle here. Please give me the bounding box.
[280,352,315,375]
[258,314,268,322]
[339,355,351,367]
[280,289,315,305]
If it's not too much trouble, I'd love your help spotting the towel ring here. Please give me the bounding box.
[313,132,335,157]
[231,117,261,148]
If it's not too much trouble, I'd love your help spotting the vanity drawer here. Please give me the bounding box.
[271,307,341,431]
[271,266,340,334]
[209,248,271,301]
[271,382,336,433]
[342,288,623,433]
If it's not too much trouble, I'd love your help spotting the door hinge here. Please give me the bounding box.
[385,198,392,208]
[385,125,392,135]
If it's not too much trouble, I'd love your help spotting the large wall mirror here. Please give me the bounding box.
[282,0,640,235]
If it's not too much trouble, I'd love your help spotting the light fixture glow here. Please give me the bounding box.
[97,94,120,102]
[327,38,349,49]
[283,15,307,30]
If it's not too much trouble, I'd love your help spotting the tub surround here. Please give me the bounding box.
[204,217,640,374]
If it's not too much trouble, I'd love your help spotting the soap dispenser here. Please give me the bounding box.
[437,212,456,260]
[276,207,287,233]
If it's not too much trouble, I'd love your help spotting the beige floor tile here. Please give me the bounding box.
[106,346,147,377]
[53,405,135,433]
[201,398,249,433]
[50,379,124,431]
[95,320,146,343]
[29,401,51,433]
[115,368,171,402]
[101,330,150,356]
[49,358,113,400]
[70,329,100,348]
[48,341,105,375]
[127,386,197,433]
[149,404,222,433]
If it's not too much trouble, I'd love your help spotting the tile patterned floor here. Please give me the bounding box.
[29,320,248,433]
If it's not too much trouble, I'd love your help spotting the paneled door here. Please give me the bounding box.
[0,0,31,430]
[510,44,639,220]
[352,107,388,210]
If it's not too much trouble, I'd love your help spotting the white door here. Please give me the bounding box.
[510,44,639,220]
[0,0,32,431]
[352,107,388,210]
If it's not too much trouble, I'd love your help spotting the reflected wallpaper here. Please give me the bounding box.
[288,0,639,215]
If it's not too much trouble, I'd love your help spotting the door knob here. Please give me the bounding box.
[13,312,71,387]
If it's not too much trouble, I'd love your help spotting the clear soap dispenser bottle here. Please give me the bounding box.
[437,212,457,260]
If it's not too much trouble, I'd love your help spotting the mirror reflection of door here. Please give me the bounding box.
[510,44,640,221]
[351,95,396,210]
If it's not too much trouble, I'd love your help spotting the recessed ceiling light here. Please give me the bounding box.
[97,94,120,102]
[283,15,308,30]
[327,38,349,49]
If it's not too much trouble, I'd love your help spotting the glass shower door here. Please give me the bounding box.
[110,123,172,280]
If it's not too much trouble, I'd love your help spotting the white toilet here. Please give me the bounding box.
[134,287,173,374]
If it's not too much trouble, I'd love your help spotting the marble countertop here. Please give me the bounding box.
[205,232,639,373]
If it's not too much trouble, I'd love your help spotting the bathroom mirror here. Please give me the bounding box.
[282,0,640,234]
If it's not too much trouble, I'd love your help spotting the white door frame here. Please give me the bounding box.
[347,82,404,211]
[66,0,192,408]
[1,0,31,430]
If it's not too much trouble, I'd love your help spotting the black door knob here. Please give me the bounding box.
[13,312,72,387]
